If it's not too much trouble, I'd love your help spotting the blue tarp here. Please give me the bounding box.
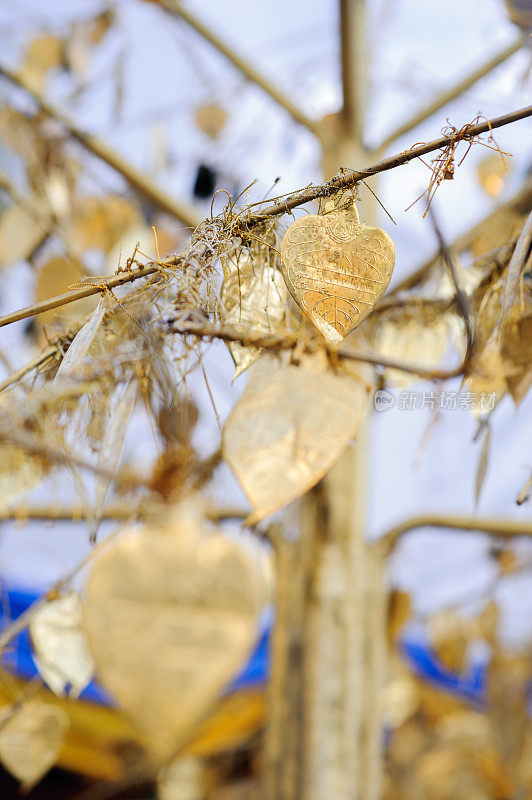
[0,588,487,706]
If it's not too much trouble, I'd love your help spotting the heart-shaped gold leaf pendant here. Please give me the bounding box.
[280,202,395,342]
[223,357,369,522]
[83,506,269,762]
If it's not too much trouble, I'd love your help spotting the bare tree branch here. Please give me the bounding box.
[157,0,322,137]
[376,34,526,152]
[166,319,473,380]
[379,514,532,555]
[240,104,532,226]
[0,106,529,335]
[0,62,202,229]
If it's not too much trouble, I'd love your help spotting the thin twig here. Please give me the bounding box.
[0,426,148,491]
[517,471,532,505]
[166,319,472,380]
[0,503,247,523]
[0,259,176,329]
[240,105,532,226]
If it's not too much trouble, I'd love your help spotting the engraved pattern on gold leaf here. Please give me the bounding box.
[280,204,395,342]
[222,361,368,523]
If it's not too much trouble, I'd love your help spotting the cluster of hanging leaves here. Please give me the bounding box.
[0,167,530,785]
[0,12,531,787]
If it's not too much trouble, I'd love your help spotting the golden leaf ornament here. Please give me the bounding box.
[0,701,69,789]
[83,505,269,761]
[221,249,288,378]
[280,200,394,342]
[223,357,369,522]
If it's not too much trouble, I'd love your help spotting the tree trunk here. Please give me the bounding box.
[264,420,388,800]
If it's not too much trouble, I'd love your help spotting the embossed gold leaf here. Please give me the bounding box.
[221,250,288,378]
[0,701,69,789]
[83,506,268,761]
[222,359,369,522]
[280,202,395,342]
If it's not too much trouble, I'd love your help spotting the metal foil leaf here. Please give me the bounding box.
[376,315,452,388]
[82,505,268,761]
[280,202,395,342]
[65,195,142,254]
[0,701,69,790]
[30,593,95,698]
[0,203,49,266]
[0,443,45,512]
[194,103,228,139]
[222,358,369,522]
[20,34,64,91]
[466,337,508,416]
[54,297,106,381]
[220,250,288,379]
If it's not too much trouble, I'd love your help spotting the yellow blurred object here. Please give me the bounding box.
[0,672,265,781]
[477,153,509,197]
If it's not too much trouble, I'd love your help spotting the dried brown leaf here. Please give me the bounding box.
[429,610,469,674]
[65,195,142,254]
[35,255,94,328]
[20,34,64,91]
[0,443,46,512]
